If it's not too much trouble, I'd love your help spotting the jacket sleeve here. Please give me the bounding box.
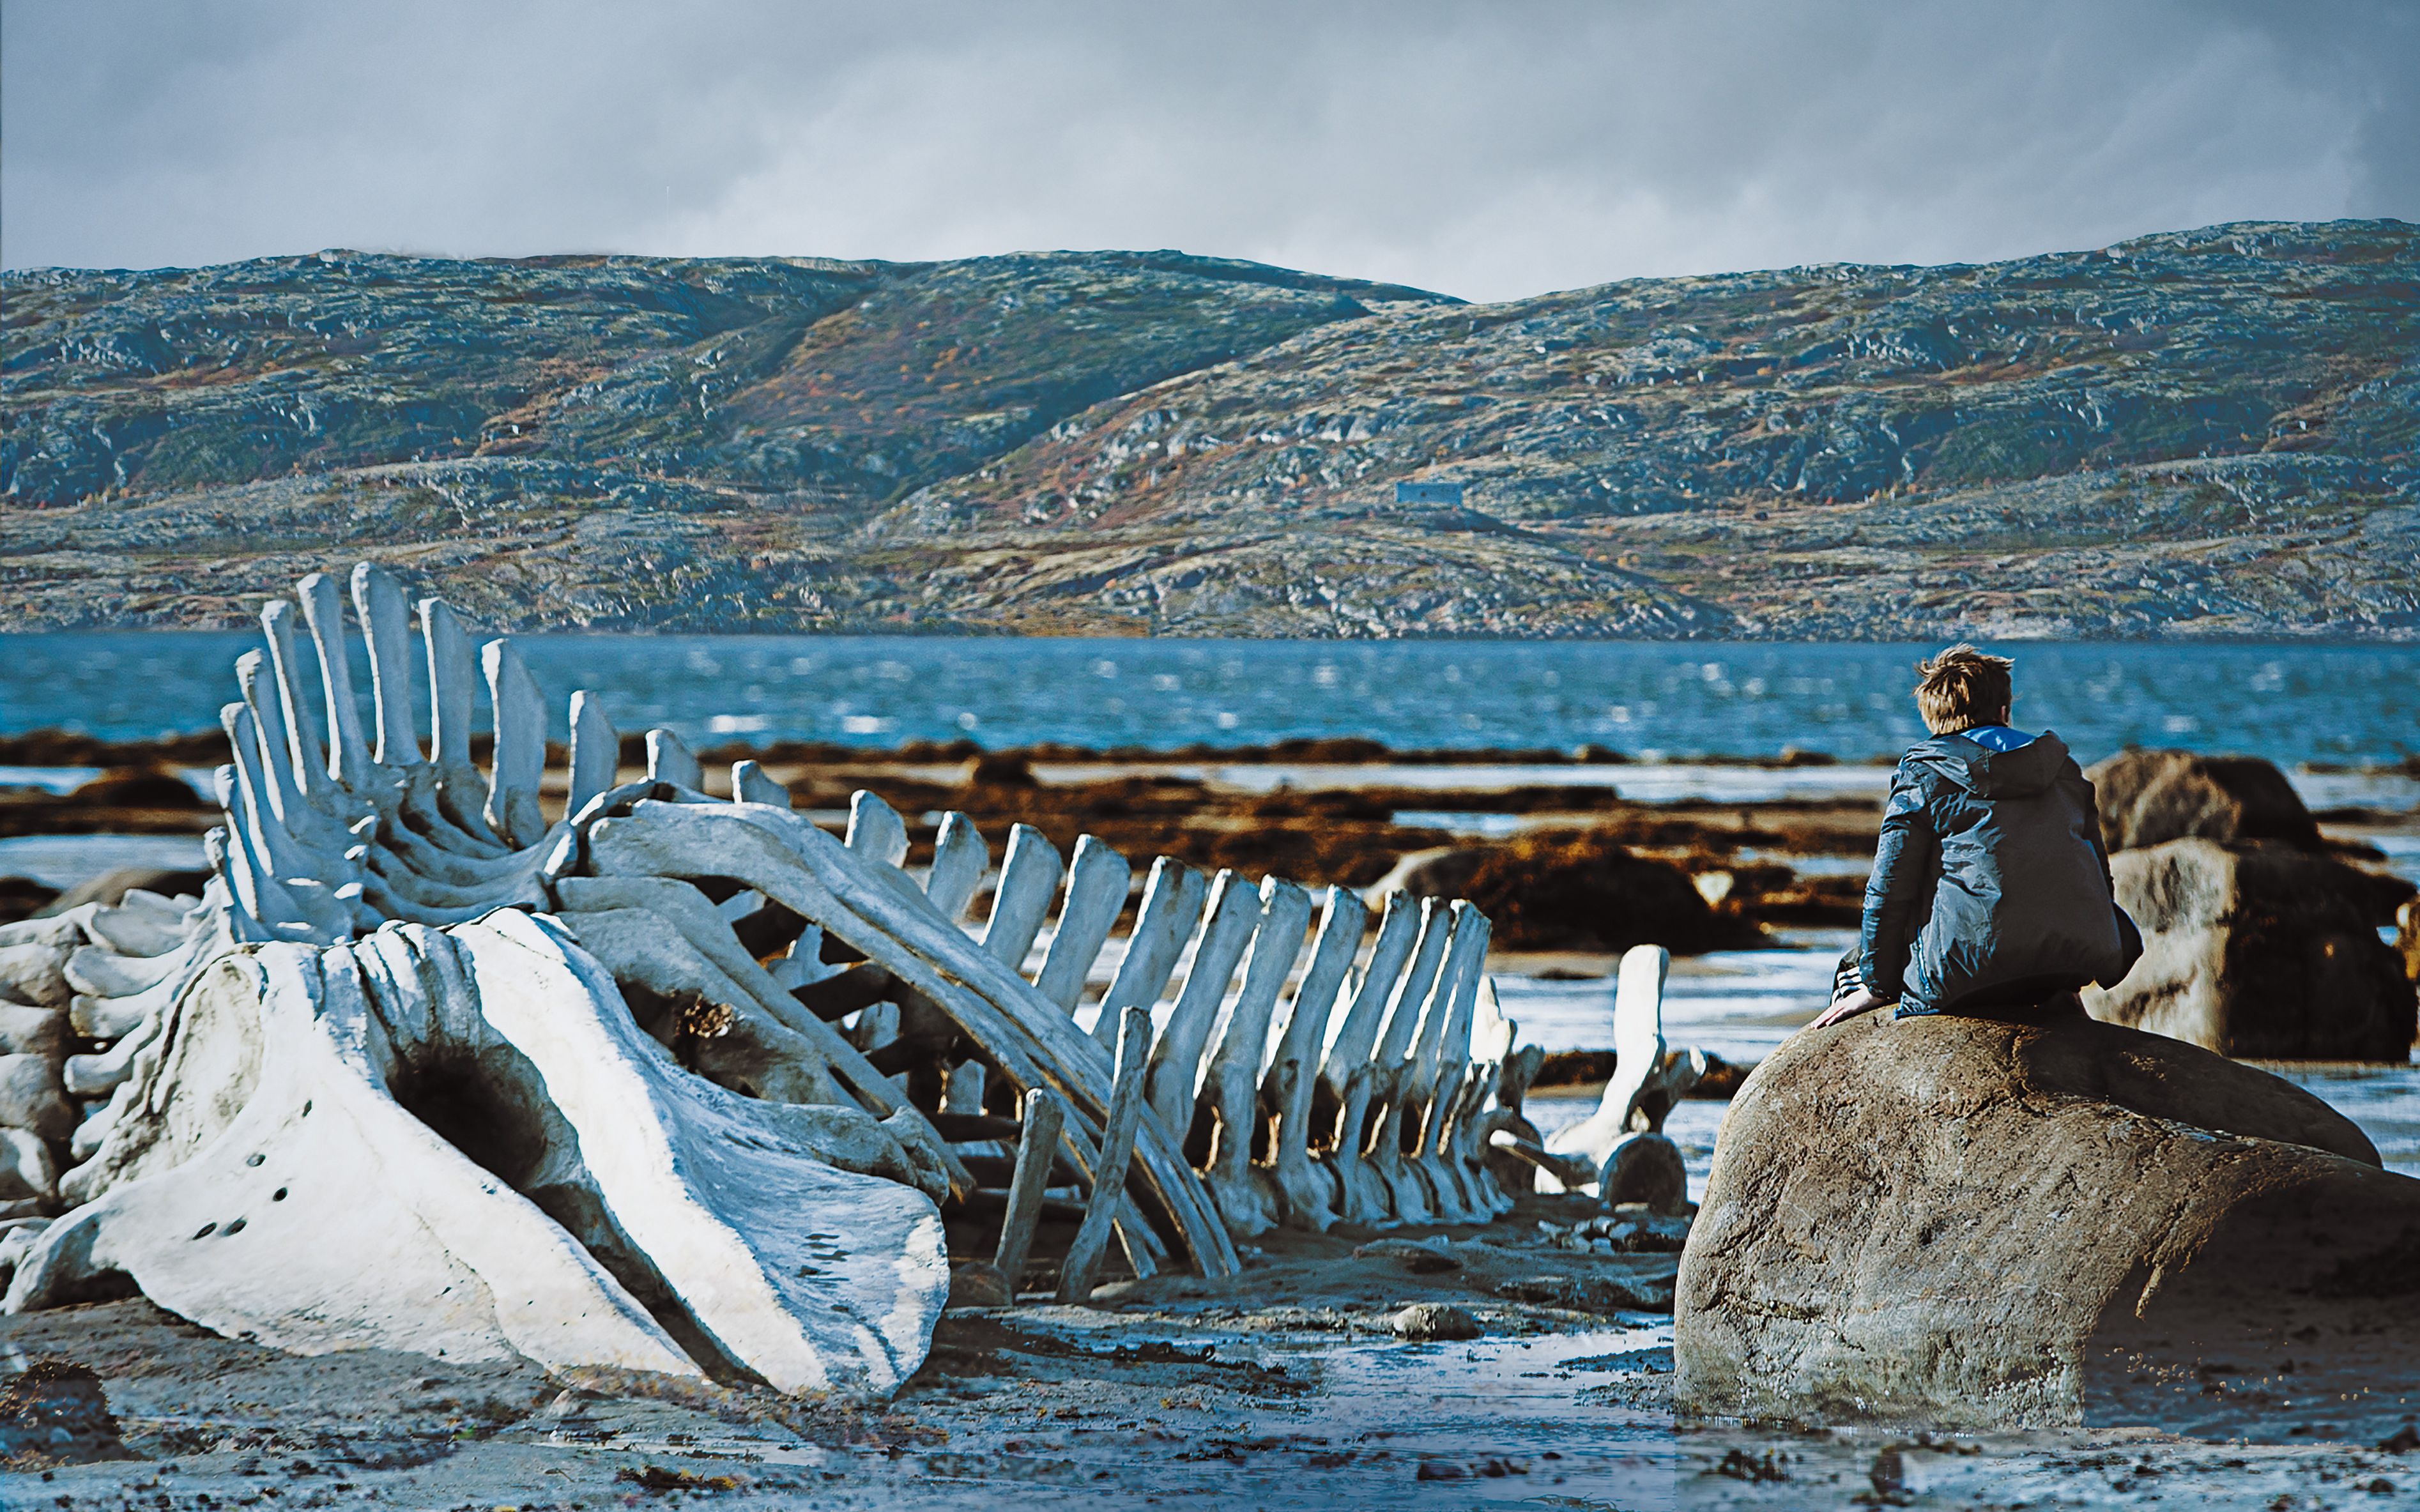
[2074,772,2145,986]
[1859,765,1936,1002]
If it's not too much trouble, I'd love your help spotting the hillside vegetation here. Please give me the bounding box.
[3,222,2413,637]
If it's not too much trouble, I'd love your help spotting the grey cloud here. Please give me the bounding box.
[3,0,2413,298]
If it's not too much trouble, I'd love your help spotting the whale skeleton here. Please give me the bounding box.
[0,561,1686,1394]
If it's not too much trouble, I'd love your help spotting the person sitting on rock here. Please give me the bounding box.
[1809,644,2141,1029]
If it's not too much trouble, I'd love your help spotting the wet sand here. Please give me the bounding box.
[12,1208,2417,1509]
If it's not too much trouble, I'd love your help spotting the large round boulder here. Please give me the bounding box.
[2085,749,2320,851]
[2088,838,2416,1060]
[1676,1011,2420,1435]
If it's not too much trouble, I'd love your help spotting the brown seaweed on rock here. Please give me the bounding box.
[1386,830,1763,953]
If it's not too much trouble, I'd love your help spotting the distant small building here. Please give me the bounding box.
[1395,480,1465,505]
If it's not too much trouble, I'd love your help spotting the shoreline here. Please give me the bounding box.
[8,739,2414,945]
[8,725,2419,776]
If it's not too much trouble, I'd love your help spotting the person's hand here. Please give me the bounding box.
[1809,987,1882,1030]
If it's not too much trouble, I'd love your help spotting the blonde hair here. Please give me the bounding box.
[1914,644,2013,735]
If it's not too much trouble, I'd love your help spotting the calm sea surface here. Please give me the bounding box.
[3,633,2414,766]
[4,631,2414,1203]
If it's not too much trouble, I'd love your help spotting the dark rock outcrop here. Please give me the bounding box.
[2080,750,2416,1059]
[2086,749,2322,850]
[2088,838,2416,1059]
[1676,1011,2420,1433]
[1381,830,1753,953]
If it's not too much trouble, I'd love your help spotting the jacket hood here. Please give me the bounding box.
[1904,729,2072,798]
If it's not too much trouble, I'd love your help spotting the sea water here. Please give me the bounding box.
[3,632,2414,767]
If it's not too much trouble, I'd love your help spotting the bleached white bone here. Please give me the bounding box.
[991,1087,1068,1295]
[1540,944,1695,1193]
[217,722,356,943]
[548,873,960,1179]
[921,811,994,1113]
[63,937,185,1000]
[1199,876,1313,1237]
[1313,892,1421,1225]
[234,652,332,846]
[1365,902,1478,1225]
[91,889,195,940]
[647,728,704,791]
[1258,886,1367,1231]
[1142,869,1259,1133]
[569,693,622,814]
[438,915,954,1391]
[296,572,376,790]
[1342,897,1453,1226]
[418,598,475,769]
[924,813,988,922]
[1447,977,1521,1217]
[219,705,333,893]
[730,758,790,810]
[980,825,1061,969]
[555,907,846,1110]
[416,598,510,850]
[63,1014,160,1098]
[1057,1004,1152,1303]
[586,801,1237,1277]
[6,560,1548,1398]
[10,942,705,1381]
[482,640,549,848]
[70,963,184,1041]
[845,790,909,867]
[81,897,192,961]
[351,564,421,767]
[260,602,330,802]
[1093,857,1206,1043]
[1406,909,1491,1222]
[1033,836,1130,1011]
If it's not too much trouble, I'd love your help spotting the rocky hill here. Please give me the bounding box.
[3,222,2414,637]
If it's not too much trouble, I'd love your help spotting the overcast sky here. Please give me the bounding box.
[3,1,2414,301]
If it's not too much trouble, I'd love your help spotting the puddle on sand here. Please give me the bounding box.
[901,1314,2420,1509]
[937,1319,1692,1508]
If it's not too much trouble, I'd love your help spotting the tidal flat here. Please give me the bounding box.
[4,735,2415,1507]
[10,1232,2418,1509]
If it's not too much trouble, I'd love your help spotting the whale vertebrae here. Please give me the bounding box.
[0,562,1608,1395]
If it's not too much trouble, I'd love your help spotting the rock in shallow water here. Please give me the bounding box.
[2087,749,2322,852]
[1391,1302,1482,1341]
[1674,1011,2420,1431]
[2088,837,2415,1060]
[1597,1131,1688,1211]
[2079,749,2416,1061]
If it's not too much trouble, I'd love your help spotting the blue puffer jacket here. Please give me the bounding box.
[1858,729,2143,1016]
